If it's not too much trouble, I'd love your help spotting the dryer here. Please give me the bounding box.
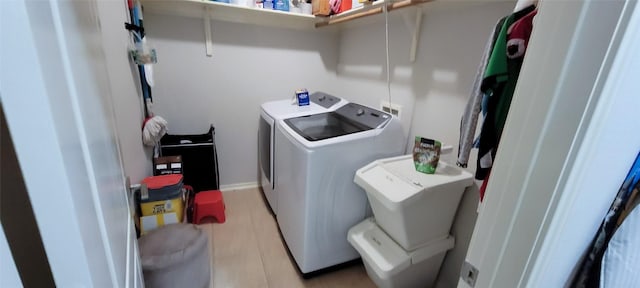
[259,92,345,215]
[274,102,405,274]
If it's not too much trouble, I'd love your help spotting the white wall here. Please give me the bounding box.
[145,15,340,186]
[143,2,510,285]
[97,0,152,184]
[335,3,512,287]
[143,2,511,285]
[144,2,510,189]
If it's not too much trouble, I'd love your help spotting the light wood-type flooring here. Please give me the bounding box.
[199,188,376,288]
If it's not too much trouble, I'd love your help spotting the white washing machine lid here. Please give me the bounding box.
[355,155,473,204]
[348,218,454,278]
[261,92,347,119]
[261,99,329,119]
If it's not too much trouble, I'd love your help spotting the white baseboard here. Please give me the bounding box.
[219,182,259,192]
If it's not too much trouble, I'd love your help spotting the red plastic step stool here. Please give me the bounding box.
[193,190,226,224]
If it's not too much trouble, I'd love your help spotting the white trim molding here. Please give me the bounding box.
[219,182,260,192]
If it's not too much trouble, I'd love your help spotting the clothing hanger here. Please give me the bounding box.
[513,0,538,12]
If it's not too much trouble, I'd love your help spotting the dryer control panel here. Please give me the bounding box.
[310,92,341,109]
[336,103,392,129]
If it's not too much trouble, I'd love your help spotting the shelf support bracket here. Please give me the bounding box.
[408,8,423,63]
[204,8,213,57]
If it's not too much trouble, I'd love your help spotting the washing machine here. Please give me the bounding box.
[274,102,405,274]
[259,92,346,215]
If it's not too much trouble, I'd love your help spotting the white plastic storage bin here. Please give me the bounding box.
[348,219,454,288]
[354,155,473,251]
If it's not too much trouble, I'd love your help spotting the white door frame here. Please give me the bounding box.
[526,0,640,285]
[1,0,142,286]
[460,0,640,287]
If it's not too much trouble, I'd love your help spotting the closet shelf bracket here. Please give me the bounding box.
[405,8,422,63]
[204,7,213,57]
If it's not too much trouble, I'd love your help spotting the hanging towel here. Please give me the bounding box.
[476,5,536,180]
[495,9,537,135]
[600,201,640,288]
[457,17,506,168]
[572,152,640,288]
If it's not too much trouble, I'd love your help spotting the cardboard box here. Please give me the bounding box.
[312,0,331,16]
[139,174,185,234]
[336,0,351,13]
[154,155,182,176]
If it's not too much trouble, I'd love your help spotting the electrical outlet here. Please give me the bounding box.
[380,101,402,119]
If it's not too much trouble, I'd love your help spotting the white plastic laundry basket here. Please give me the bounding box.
[348,219,454,288]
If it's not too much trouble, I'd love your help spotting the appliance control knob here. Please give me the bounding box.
[357,109,365,116]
